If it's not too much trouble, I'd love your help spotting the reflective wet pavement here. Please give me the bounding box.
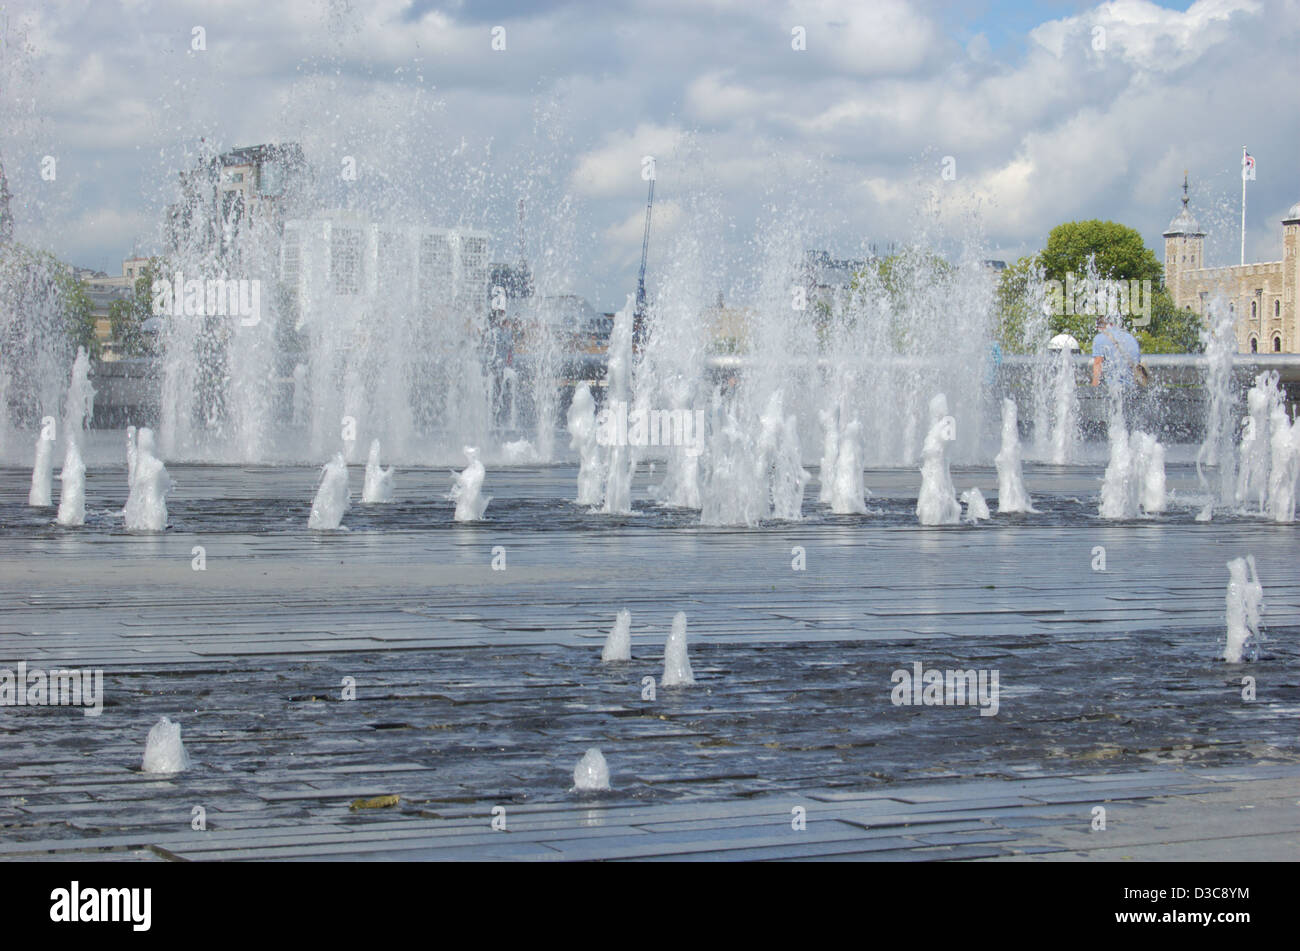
[2,463,1297,860]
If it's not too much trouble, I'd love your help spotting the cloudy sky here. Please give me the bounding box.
[1,0,1297,310]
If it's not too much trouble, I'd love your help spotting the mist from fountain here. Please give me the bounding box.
[818,407,838,504]
[126,426,138,487]
[1134,431,1167,515]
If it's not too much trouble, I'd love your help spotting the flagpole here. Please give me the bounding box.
[1241,145,1247,266]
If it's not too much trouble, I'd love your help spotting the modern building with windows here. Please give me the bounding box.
[1164,178,1300,353]
[280,213,489,329]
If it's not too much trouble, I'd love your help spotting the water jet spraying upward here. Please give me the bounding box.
[450,446,490,521]
[917,394,959,525]
[307,453,349,530]
[123,428,171,532]
[1223,556,1263,664]
[362,440,395,503]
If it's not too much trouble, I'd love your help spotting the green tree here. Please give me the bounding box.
[48,259,101,360]
[109,257,164,356]
[1039,219,1162,286]
[1137,289,1203,354]
[993,255,1040,353]
[996,219,1202,354]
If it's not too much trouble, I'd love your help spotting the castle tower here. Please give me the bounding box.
[1162,172,1205,310]
[1284,198,1300,352]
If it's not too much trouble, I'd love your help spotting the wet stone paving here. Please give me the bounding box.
[2,462,1299,860]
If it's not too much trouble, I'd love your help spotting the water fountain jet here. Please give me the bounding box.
[307,453,349,530]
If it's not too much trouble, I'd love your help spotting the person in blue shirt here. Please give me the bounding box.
[1090,315,1141,389]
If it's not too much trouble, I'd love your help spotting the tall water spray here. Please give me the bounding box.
[55,439,86,527]
[1049,347,1078,465]
[917,394,960,525]
[1235,372,1280,513]
[1197,301,1238,506]
[28,428,54,506]
[759,390,809,521]
[567,382,604,506]
[830,417,867,514]
[601,297,636,515]
[1265,405,1298,523]
[995,398,1033,513]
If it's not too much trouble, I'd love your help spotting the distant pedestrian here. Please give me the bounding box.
[1091,315,1151,428]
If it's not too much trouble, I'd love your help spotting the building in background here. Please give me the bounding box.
[166,142,309,257]
[1164,177,1300,353]
[281,213,489,329]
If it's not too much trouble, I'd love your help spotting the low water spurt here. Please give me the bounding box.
[307,452,349,530]
[123,428,171,532]
[1223,556,1263,664]
[572,747,610,791]
[361,439,395,504]
[601,609,632,662]
[450,446,490,521]
[960,487,989,522]
[142,716,192,773]
[662,610,695,686]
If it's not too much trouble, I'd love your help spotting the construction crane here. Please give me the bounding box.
[633,174,654,349]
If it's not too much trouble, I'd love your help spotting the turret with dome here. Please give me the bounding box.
[1161,172,1300,353]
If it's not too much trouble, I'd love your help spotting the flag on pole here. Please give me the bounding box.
[1242,149,1256,181]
